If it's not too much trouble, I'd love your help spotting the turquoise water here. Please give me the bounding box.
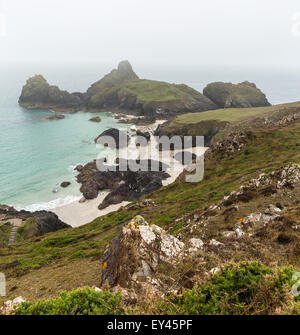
[0,64,130,210]
[1,63,300,210]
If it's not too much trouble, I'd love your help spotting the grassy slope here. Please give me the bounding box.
[2,112,300,303]
[171,101,300,126]
[119,79,187,103]
[90,78,189,106]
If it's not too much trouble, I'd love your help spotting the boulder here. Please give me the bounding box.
[0,296,26,315]
[74,164,84,172]
[203,81,270,108]
[94,128,129,149]
[60,181,71,188]
[101,216,209,290]
[101,216,184,288]
[46,114,65,120]
[89,116,101,123]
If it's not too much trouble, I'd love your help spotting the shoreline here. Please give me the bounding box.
[51,118,206,227]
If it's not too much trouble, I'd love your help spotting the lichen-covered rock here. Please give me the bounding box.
[203,81,270,108]
[186,238,204,254]
[100,216,184,288]
[221,163,300,207]
[0,296,25,315]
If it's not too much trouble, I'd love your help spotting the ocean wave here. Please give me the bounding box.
[18,195,82,212]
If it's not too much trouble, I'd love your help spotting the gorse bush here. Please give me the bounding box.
[14,287,124,315]
[155,263,297,315]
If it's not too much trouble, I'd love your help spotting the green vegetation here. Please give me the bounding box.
[3,119,300,275]
[154,263,298,315]
[15,218,39,242]
[0,209,138,273]
[14,287,124,315]
[90,78,192,107]
[203,81,270,109]
[171,102,300,126]
[2,111,300,308]
[12,263,300,315]
[0,222,11,247]
[119,79,187,103]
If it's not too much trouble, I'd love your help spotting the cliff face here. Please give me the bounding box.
[19,75,83,113]
[203,81,271,108]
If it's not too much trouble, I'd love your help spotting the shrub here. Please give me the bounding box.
[14,287,124,315]
[156,262,297,315]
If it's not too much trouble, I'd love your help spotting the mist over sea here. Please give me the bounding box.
[0,62,300,211]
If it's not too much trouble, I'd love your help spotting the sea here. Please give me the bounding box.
[0,62,300,211]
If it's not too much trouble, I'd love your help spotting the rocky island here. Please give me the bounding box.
[19,61,270,119]
[19,75,83,113]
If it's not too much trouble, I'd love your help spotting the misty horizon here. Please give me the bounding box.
[0,0,300,69]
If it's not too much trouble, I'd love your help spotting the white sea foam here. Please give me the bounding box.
[17,195,82,212]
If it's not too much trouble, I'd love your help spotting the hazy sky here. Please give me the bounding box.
[1,0,300,68]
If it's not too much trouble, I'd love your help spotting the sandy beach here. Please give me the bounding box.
[52,119,206,227]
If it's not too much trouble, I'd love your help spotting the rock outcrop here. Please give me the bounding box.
[46,114,65,120]
[203,81,270,108]
[89,116,101,123]
[76,160,170,208]
[101,216,203,290]
[94,128,130,149]
[0,206,70,242]
[0,297,26,315]
[19,75,83,113]
[155,119,229,147]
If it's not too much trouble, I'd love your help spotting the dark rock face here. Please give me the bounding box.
[60,181,71,188]
[203,81,271,108]
[94,128,130,149]
[0,206,71,237]
[76,160,170,208]
[74,165,84,172]
[19,75,83,113]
